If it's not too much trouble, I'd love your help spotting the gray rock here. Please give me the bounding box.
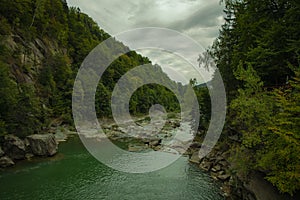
[189,151,201,164]
[26,134,57,156]
[0,146,4,157]
[0,156,15,168]
[25,153,34,160]
[215,155,226,162]
[217,170,226,176]
[2,135,26,160]
[128,145,145,152]
[149,139,162,147]
[153,146,162,151]
[54,128,68,142]
[217,174,231,181]
[210,172,219,180]
[211,164,222,172]
[199,160,212,171]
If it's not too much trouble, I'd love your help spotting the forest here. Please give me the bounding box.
[0,0,299,197]
[0,0,182,138]
[204,0,300,195]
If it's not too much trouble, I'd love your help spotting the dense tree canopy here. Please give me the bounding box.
[0,0,182,137]
[208,0,300,195]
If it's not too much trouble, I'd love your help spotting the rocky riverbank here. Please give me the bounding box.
[0,134,58,168]
[188,142,255,200]
[0,116,183,168]
[188,138,297,200]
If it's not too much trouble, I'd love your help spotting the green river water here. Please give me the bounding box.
[0,136,224,200]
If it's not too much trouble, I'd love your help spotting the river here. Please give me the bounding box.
[0,136,224,200]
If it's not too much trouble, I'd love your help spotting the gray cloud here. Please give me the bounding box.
[67,0,224,83]
[170,2,224,31]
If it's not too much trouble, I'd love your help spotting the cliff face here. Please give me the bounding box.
[0,23,76,137]
[4,34,64,84]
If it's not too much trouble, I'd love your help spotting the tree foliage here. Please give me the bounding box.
[210,0,300,195]
[0,0,182,137]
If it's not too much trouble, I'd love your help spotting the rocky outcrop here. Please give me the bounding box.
[2,134,26,160]
[0,133,60,168]
[245,172,292,200]
[188,140,297,200]
[197,150,233,183]
[0,146,15,168]
[26,134,57,156]
[0,156,15,168]
[188,142,256,200]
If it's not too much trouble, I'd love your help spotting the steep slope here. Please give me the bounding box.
[0,0,181,137]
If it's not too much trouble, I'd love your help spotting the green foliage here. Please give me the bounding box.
[212,0,300,98]
[259,68,300,194]
[0,0,183,137]
[96,82,111,117]
[229,65,300,195]
[129,84,180,115]
[0,61,18,135]
[12,83,42,137]
[0,17,11,35]
[211,0,300,195]
[0,0,33,29]
[193,85,211,130]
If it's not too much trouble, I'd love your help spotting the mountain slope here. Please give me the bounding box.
[0,0,181,137]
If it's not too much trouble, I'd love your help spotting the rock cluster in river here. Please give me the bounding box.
[0,134,58,168]
[26,134,57,156]
[79,117,186,154]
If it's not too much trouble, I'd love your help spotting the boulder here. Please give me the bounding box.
[149,139,162,147]
[217,174,231,181]
[54,128,68,142]
[211,164,222,172]
[215,155,226,162]
[199,159,213,171]
[0,156,15,168]
[2,134,26,160]
[26,134,57,156]
[189,151,201,164]
[128,145,145,152]
[25,153,34,160]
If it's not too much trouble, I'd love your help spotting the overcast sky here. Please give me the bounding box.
[67,0,225,83]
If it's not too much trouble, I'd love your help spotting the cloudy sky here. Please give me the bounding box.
[67,0,225,83]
